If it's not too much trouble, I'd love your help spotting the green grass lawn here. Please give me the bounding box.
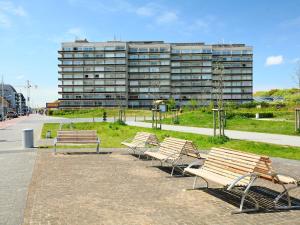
[49,108,152,118]
[160,110,298,136]
[41,122,300,160]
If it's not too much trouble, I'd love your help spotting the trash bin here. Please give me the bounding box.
[23,129,34,148]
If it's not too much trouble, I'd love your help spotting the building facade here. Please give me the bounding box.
[58,40,253,108]
[0,84,27,115]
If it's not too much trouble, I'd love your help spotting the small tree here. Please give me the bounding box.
[102,111,107,122]
[167,97,176,111]
[188,99,198,110]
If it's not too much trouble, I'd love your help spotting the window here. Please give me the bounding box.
[105,53,115,58]
[74,80,83,85]
[95,80,104,85]
[74,87,83,92]
[95,74,99,78]
[104,46,115,51]
[63,80,72,85]
[85,74,89,78]
[129,55,138,59]
[116,53,125,57]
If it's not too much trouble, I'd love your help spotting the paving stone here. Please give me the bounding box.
[23,149,300,225]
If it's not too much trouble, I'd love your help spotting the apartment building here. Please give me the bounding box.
[58,40,252,108]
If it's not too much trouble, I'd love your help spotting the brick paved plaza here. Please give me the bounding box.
[23,149,300,225]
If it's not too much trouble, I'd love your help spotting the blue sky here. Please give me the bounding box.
[0,0,300,106]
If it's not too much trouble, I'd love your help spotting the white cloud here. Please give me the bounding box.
[156,11,178,24]
[0,1,27,28]
[265,55,284,66]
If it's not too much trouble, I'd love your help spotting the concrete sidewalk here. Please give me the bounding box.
[0,114,48,225]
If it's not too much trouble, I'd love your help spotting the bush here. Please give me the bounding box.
[208,135,230,144]
[226,112,255,119]
[258,112,274,118]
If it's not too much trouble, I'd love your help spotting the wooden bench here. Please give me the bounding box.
[184,147,300,213]
[54,130,100,154]
[121,132,159,158]
[145,137,205,176]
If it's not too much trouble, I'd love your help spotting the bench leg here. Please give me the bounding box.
[54,144,57,155]
[96,143,99,154]
[232,176,259,214]
[274,183,300,210]
[192,176,209,189]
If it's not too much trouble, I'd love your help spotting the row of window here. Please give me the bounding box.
[129,67,170,73]
[213,88,252,93]
[61,59,126,65]
[62,94,126,99]
[172,68,212,73]
[171,74,212,80]
[213,57,252,61]
[62,52,126,58]
[129,87,170,93]
[61,66,126,72]
[213,75,252,81]
[129,80,170,86]
[62,86,126,92]
[172,81,212,87]
[171,55,212,60]
[62,46,126,51]
[129,74,170,80]
[171,49,212,54]
[212,50,252,55]
[129,60,170,66]
[60,73,126,79]
[223,69,252,74]
[129,47,169,53]
[61,79,126,85]
[171,61,211,67]
[129,54,169,59]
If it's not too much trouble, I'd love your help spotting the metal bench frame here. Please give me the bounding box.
[184,147,300,213]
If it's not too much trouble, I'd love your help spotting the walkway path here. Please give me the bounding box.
[126,121,300,147]
[0,114,49,225]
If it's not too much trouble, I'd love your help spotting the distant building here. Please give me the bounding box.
[0,96,9,116]
[58,40,253,108]
[0,84,27,114]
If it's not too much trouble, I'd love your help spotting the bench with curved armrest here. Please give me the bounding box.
[121,132,159,158]
[184,147,300,213]
[145,137,205,176]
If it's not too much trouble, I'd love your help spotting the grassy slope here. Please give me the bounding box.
[50,108,152,118]
[161,110,298,136]
[41,122,300,160]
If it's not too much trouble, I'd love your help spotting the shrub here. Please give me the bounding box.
[258,112,274,118]
[208,135,230,144]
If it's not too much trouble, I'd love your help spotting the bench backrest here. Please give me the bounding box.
[203,147,265,185]
[158,137,190,159]
[57,130,98,142]
[131,132,159,147]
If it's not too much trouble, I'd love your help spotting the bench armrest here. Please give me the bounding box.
[268,171,299,185]
[227,173,259,191]
[185,160,203,169]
